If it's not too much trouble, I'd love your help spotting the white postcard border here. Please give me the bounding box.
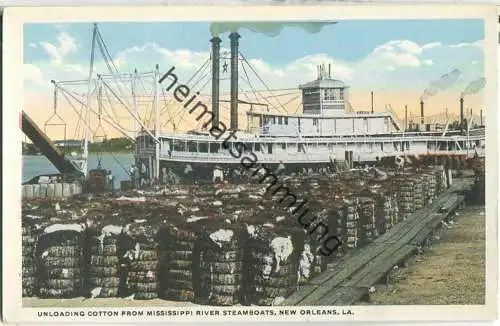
[2,4,498,323]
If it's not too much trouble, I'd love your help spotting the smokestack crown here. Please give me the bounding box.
[229,32,241,42]
[210,36,221,44]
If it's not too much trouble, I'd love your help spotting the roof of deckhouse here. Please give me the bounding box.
[299,78,347,89]
[247,111,391,118]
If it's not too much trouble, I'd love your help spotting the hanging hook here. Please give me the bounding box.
[93,74,107,142]
[44,81,68,151]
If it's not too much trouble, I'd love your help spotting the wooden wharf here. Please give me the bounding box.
[281,178,472,306]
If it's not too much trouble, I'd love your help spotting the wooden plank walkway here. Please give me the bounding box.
[281,178,472,306]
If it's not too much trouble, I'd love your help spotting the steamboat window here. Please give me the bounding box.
[313,118,318,126]
[187,141,197,152]
[298,143,305,152]
[278,117,283,125]
[324,88,342,101]
[241,143,251,153]
[209,142,220,153]
[272,117,276,124]
[267,143,273,154]
[255,143,261,151]
[173,140,184,151]
[284,117,289,125]
[199,142,209,153]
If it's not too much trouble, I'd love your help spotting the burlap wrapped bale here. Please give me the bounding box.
[261,209,311,286]
[22,216,43,297]
[158,218,204,302]
[412,176,425,211]
[343,197,361,250]
[429,167,446,196]
[395,177,415,219]
[361,184,391,237]
[297,205,331,275]
[198,223,246,306]
[36,223,85,298]
[421,173,436,205]
[358,197,376,245]
[322,201,348,260]
[378,191,398,234]
[122,220,160,300]
[244,226,300,306]
[84,223,125,298]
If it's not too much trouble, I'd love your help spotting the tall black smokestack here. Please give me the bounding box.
[229,32,240,130]
[459,97,464,124]
[405,105,408,131]
[371,91,374,113]
[420,99,424,124]
[210,36,221,130]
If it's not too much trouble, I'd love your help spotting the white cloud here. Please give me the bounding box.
[366,40,447,70]
[25,35,484,97]
[29,43,37,48]
[40,32,79,64]
[113,42,208,71]
[422,42,442,50]
[450,40,483,49]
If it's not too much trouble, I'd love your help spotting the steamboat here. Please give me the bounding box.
[23,24,486,187]
[134,32,485,184]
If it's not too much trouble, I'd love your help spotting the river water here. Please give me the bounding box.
[22,153,135,185]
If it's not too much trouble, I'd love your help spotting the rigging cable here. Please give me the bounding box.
[240,52,288,113]
[240,61,270,109]
[95,29,134,111]
[100,78,158,141]
[58,85,135,141]
[59,87,99,136]
[157,58,211,130]
[239,61,287,115]
[100,84,142,133]
[164,63,212,132]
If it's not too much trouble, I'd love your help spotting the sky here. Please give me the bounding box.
[23,19,486,138]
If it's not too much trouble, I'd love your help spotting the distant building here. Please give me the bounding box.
[53,140,82,148]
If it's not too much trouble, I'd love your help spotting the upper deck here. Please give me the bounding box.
[246,109,402,137]
[242,65,407,137]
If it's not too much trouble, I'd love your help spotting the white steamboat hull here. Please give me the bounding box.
[134,129,485,184]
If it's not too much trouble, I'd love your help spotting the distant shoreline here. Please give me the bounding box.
[22,150,134,156]
[22,137,134,156]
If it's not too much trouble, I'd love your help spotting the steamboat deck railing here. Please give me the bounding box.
[152,133,484,144]
[136,148,483,164]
